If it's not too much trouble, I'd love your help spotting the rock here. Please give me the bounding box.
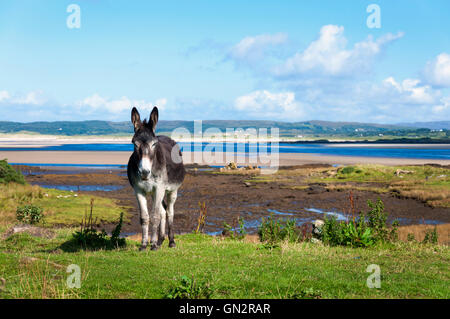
[310,238,322,244]
[312,220,324,237]
[244,182,252,187]
[395,169,413,176]
[2,224,55,239]
[307,185,326,194]
[227,162,238,170]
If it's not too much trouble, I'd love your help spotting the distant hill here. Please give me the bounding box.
[0,120,447,139]
[397,121,450,130]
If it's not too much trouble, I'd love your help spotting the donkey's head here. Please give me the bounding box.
[131,106,161,181]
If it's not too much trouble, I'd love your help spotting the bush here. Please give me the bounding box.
[165,275,213,299]
[340,166,356,175]
[0,159,26,184]
[73,199,126,250]
[221,217,247,240]
[422,227,438,244]
[16,205,44,224]
[258,215,301,244]
[321,199,398,248]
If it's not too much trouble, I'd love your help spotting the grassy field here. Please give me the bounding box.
[0,229,448,299]
[0,183,129,226]
[240,164,450,208]
[0,161,449,299]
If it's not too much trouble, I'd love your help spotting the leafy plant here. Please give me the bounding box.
[289,287,322,299]
[165,275,213,299]
[221,217,247,240]
[0,159,26,185]
[340,166,356,175]
[407,233,416,242]
[366,199,390,242]
[422,227,438,244]
[72,199,126,250]
[195,201,207,234]
[258,215,300,244]
[321,198,398,248]
[16,205,44,224]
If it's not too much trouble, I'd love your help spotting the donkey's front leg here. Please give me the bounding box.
[136,192,149,251]
[150,187,164,251]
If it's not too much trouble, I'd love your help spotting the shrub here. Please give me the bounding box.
[16,205,44,224]
[340,166,356,174]
[322,216,374,248]
[165,275,213,299]
[0,159,26,185]
[422,227,438,244]
[258,215,300,244]
[72,199,126,250]
[321,199,399,248]
[221,217,247,240]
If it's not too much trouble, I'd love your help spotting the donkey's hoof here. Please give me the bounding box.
[139,245,148,251]
[157,238,165,247]
[169,241,176,248]
[150,244,159,251]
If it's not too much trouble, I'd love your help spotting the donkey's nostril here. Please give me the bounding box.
[140,169,150,180]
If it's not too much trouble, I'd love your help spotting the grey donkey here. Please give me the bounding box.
[127,106,185,251]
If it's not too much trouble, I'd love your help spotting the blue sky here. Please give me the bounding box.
[0,0,449,123]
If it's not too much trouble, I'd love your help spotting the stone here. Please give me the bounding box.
[312,220,324,236]
[395,169,413,176]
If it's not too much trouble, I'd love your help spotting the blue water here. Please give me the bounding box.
[36,184,123,192]
[2,142,449,160]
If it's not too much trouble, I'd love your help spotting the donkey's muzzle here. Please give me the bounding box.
[140,171,150,180]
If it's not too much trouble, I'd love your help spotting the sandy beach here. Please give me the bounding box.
[1,150,449,166]
[0,136,449,166]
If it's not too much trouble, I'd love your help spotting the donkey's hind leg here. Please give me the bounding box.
[166,190,177,248]
[150,187,164,251]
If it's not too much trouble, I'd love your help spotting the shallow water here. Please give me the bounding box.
[35,184,124,192]
[4,142,450,160]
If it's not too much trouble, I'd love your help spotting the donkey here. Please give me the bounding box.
[127,106,186,251]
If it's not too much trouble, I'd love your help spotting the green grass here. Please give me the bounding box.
[0,230,448,299]
[309,165,450,207]
[0,183,129,226]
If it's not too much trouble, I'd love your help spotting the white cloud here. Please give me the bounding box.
[234,90,304,120]
[12,90,47,105]
[273,25,403,77]
[0,90,47,105]
[432,97,450,115]
[423,53,450,87]
[0,90,10,102]
[77,94,166,115]
[228,33,288,64]
[382,77,439,104]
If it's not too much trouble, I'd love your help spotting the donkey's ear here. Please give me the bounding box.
[131,107,141,131]
[149,106,159,132]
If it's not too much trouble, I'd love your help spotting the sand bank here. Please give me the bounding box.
[1,150,449,167]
